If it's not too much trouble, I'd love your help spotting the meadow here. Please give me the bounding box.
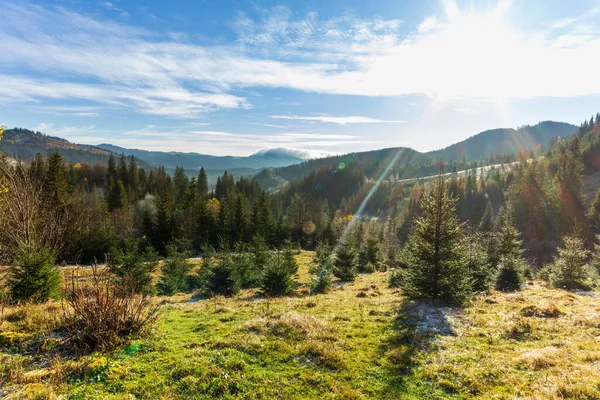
[1,252,599,399]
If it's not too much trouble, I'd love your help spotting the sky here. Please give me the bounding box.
[2,0,600,157]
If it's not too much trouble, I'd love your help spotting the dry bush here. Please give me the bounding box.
[0,161,69,264]
[64,265,160,353]
[243,312,336,342]
[520,303,562,318]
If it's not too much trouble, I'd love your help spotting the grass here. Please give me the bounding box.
[1,252,599,399]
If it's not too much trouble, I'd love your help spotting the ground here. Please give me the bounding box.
[1,251,599,399]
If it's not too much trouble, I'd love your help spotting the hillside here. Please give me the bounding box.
[256,121,577,189]
[0,128,113,166]
[428,121,578,161]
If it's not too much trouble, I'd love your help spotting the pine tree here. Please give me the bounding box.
[9,244,60,302]
[117,154,129,187]
[198,167,208,198]
[498,220,523,259]
[479,200,495,232]
[400,168,470,304]
[332,239,357,281]
[108,179,128,211]
[548,231,591,290]
[44,152,70,207]
[157,243,194,295]
[589,188,600,233]
[107,153,117,182]
[153,191,175,255]
[108,240,158,295]
[128,156,139,196]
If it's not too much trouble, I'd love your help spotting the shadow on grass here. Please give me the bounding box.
[379,298,458,397]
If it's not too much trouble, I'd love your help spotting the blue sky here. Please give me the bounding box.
[2,0,600,156]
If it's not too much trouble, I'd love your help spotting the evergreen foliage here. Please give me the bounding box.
[400,169,471,305]
[495,256,525,292]
[157,243,194,295]
[332,239,358,281]
[548,232,592,290]
[108,240,159,295]
[9,244,60,302]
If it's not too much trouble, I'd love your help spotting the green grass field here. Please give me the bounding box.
[1,252,600,399]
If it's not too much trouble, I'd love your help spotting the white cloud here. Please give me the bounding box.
[2,0,600,120]
[246,122,287,129]
[271,115,404,125]
[99,2,128,17]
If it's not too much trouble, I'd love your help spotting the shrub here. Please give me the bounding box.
[9,244,60,302]
[157,243,194,295]
[332,240,357,282]
[260,244,299,297]
[465,233,494,293]
[311,264,332,295]
[388,268,405,288]
[64,265,160,352]
[108,240,159,295]
[310,242,332,274]
[245,236,272,288]
[496,256,525,292]
[201,252,241,297]
[548,233,592,290]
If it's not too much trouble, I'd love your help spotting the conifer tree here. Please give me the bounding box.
[479,200,495,232]
[108,179,128,211]
[44,152,70,207]
[117,154,129,187]
[9,244,60,302]
[588,188,600,233]
[128,156,139,196]
[400,168,470,304]
[332,239,357,281]
[107,153,117,182]
[153,191,175,255]
[198,167,208,198]
[548,231,591,290]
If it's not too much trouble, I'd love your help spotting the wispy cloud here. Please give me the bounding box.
[99,2,128,17]
[2,0,600,122]
[271,115,404,125]
[246,122,287,129]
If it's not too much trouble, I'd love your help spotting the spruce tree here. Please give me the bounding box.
[157,243,194,295]
[108,240,158,295]
[107,153,117,182]
[589,188,600,233]
[400,169,470,304]
[332,239,357,281]
[9,244,60,302]
[107,179,128,211]
[549,231,591,290]
[479,200,495,232]
[44,152,70,207]
[198,167,208,198]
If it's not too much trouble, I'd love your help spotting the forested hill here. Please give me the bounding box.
[97,144,306,171]
[428,121,577,161]
[0,128,113,166]
[255,120,577,188]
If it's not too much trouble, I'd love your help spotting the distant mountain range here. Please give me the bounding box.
[95,144,306,171]
[1,121,578,187]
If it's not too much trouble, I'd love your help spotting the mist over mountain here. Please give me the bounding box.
[96,144,307,171]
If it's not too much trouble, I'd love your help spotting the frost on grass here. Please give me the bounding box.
[400,301,463,338]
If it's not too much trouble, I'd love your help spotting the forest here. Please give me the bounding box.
[1,113,600,398]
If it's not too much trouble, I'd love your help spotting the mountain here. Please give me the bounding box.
[1,120,577,186]
[96,144,306,171]
[0,128,113,165]
[257,120,578,188]
[428,121,577,161]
